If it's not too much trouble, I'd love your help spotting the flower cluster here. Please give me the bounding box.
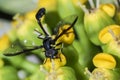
[0,0,120,80]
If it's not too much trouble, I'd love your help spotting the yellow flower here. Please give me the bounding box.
[43,53,66,71]
[57,24,75,44]
[45,67,76,80]
[100,3,115,17]
[25,11,37,20]
[93,53,116,69]
[89,68,119,80]
[99,25,120,44]
[38,0,57,12]
[84,9,114,45]
[0,34,10,52]
[99,25,120,60]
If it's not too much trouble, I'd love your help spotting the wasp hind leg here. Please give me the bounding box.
[58,53,62,62]
[43,57,54,64]
[54,53,62,62]
[34,29,45,39]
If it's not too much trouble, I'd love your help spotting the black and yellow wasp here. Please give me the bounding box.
[4,8,78,61]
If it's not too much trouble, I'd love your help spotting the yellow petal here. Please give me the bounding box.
[99,25,120,44]
[100,4,115,17]
[93,53,116,69]
[58,25,75,44]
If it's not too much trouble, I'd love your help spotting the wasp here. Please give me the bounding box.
[4,8,78,61]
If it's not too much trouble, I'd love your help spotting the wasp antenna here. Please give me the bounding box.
[54,16,78,41]
[65,16,78,31]
[36,8,46,21]
[36,8,49,36]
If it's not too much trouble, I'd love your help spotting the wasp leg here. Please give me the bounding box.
[55,42,62,46]
[59,56,62,62]
[34,29,45,39]
[43,58,47,64]
[55,53,62,62]
[58,53,62,62]
[52,42,62,50]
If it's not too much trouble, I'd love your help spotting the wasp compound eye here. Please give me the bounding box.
[36,8,46,21]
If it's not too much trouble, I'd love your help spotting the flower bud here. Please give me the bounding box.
[0,34,10,53]
[84,9,115,45]
[99,25,120,60]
